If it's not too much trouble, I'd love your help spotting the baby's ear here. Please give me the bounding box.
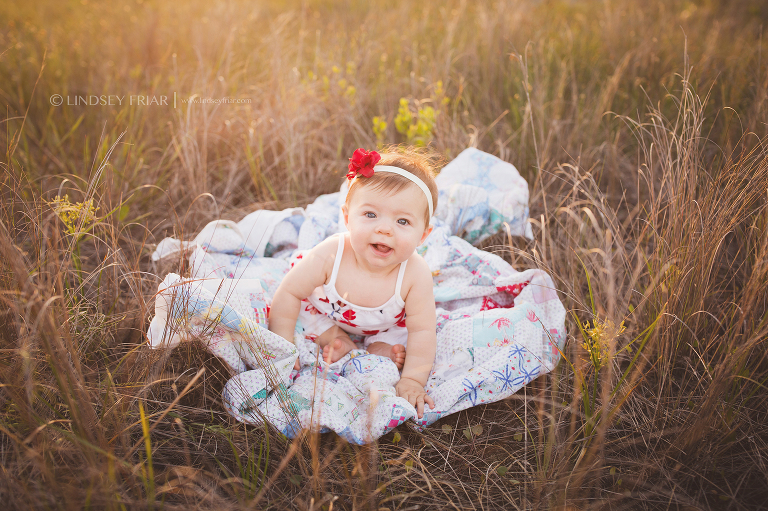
[341,203,350,227]
[419,224,433,245]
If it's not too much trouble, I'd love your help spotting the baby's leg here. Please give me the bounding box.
[315,325,358,363]
[367,342,406,370]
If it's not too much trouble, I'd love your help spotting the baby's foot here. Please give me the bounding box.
[367,342,406,370]
[322,336,357,364]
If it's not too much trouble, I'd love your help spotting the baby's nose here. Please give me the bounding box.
[376,221,394,234]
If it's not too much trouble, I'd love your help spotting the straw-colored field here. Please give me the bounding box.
[2,0,767,508]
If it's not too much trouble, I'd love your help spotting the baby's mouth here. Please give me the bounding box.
[371,243,393,255]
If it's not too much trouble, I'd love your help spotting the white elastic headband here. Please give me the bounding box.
[369,165,434,217]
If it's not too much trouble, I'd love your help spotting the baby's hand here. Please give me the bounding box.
[395,377,435,419]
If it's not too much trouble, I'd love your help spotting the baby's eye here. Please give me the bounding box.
[365,212,376,218]
[397,218,410,226]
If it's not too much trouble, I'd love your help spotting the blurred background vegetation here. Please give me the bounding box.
[1,0,767,508]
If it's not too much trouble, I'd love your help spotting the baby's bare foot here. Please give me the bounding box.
[367,342,406,370]
[390,344,406,370]
[322,337,357,364]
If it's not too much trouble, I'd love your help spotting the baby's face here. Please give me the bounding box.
[343,183,432,269]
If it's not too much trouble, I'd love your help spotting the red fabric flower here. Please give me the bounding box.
[342,309,357,323]
[346,148,381,180]
[362,329,380,336]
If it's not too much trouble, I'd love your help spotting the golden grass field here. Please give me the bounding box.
[2,0,768,508]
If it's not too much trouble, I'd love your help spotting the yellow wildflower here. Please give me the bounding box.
[582,317,625,371]
[48,194,99,234]
[372,116,388,143]
[344,85,356,105]
[394,98,413,135]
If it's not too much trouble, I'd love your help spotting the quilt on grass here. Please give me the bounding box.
[148,148,566,444]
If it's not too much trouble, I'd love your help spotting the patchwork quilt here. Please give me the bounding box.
[148,148,566,444]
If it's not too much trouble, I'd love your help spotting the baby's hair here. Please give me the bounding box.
[346,145,442,226]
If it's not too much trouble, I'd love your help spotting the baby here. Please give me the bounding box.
[268,147,438,417]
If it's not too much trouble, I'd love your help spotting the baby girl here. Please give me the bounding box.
[268,147,438,416]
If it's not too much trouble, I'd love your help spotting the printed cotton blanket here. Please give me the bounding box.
[148,148,566,444]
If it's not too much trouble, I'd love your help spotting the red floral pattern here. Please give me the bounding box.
[496,281,530,298]
[290,253,304,269]
[320,294,404,332]
[480,296,503,311]
[394,308,407,328]
[341,309,357,324]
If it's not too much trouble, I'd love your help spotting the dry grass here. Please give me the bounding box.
[2,0,768,508]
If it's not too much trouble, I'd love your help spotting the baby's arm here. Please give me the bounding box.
[395,256,437,418]
[268,238,336,343]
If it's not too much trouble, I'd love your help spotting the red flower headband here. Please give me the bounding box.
[346,148,381,180]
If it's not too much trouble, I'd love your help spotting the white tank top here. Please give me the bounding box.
[305,234,408,335]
